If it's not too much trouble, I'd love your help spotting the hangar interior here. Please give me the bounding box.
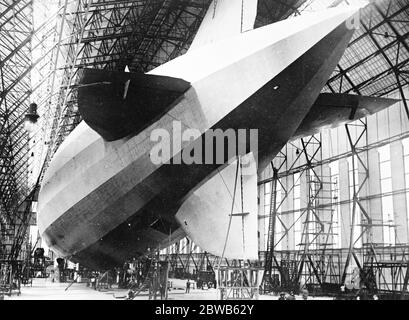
[1,0,409,300]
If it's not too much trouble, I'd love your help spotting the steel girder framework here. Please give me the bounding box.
[0,0,33,220]
[325,0,409,98]
[258,0,409,293]
[256,0,409,98]
[0,0,66,263]
[43,0,213,172]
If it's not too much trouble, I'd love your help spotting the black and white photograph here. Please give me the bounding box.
[0,0,409,308]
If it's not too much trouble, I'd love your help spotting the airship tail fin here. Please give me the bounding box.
[189,0,258,52]
[293,94,399,140]
[78,68,191,141]
[175,153,259,260]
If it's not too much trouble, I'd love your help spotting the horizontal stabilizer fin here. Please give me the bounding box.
[78,69,191,141]
[293,93,399,140]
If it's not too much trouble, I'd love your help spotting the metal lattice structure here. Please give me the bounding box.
[325,0,409,98]
[44,0,213,166]
[0,0,33,221]
[1,0,409,279]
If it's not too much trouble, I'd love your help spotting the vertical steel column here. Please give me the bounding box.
[341,119,371,285]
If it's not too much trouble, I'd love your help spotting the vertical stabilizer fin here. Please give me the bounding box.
[189,0,258,52]
[176,153,259,260]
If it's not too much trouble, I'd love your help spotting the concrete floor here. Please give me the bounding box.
[3,278,333,300]
[4,278,219,300]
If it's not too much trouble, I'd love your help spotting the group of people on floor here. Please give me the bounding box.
[278,289,309,300]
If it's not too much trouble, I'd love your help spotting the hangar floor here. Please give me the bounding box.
[3,278,333,301]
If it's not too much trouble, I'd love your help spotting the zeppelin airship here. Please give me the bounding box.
[37,0,398,269]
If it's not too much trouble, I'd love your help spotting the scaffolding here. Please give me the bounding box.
[341,119,372,284]
[260,132,342,294]
[217,266,263,300]
[259,0,409,295]
[295,135,339,288]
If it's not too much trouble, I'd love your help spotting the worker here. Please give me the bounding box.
[90,273,96,290]
[127,289,135,300]
[186,279,191,293]
[358,285,370,300]
[278,292,286,300]
[302,289,309,300]
[50,269,55,283]
[197,278,203,290]
[160,283,167,300]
